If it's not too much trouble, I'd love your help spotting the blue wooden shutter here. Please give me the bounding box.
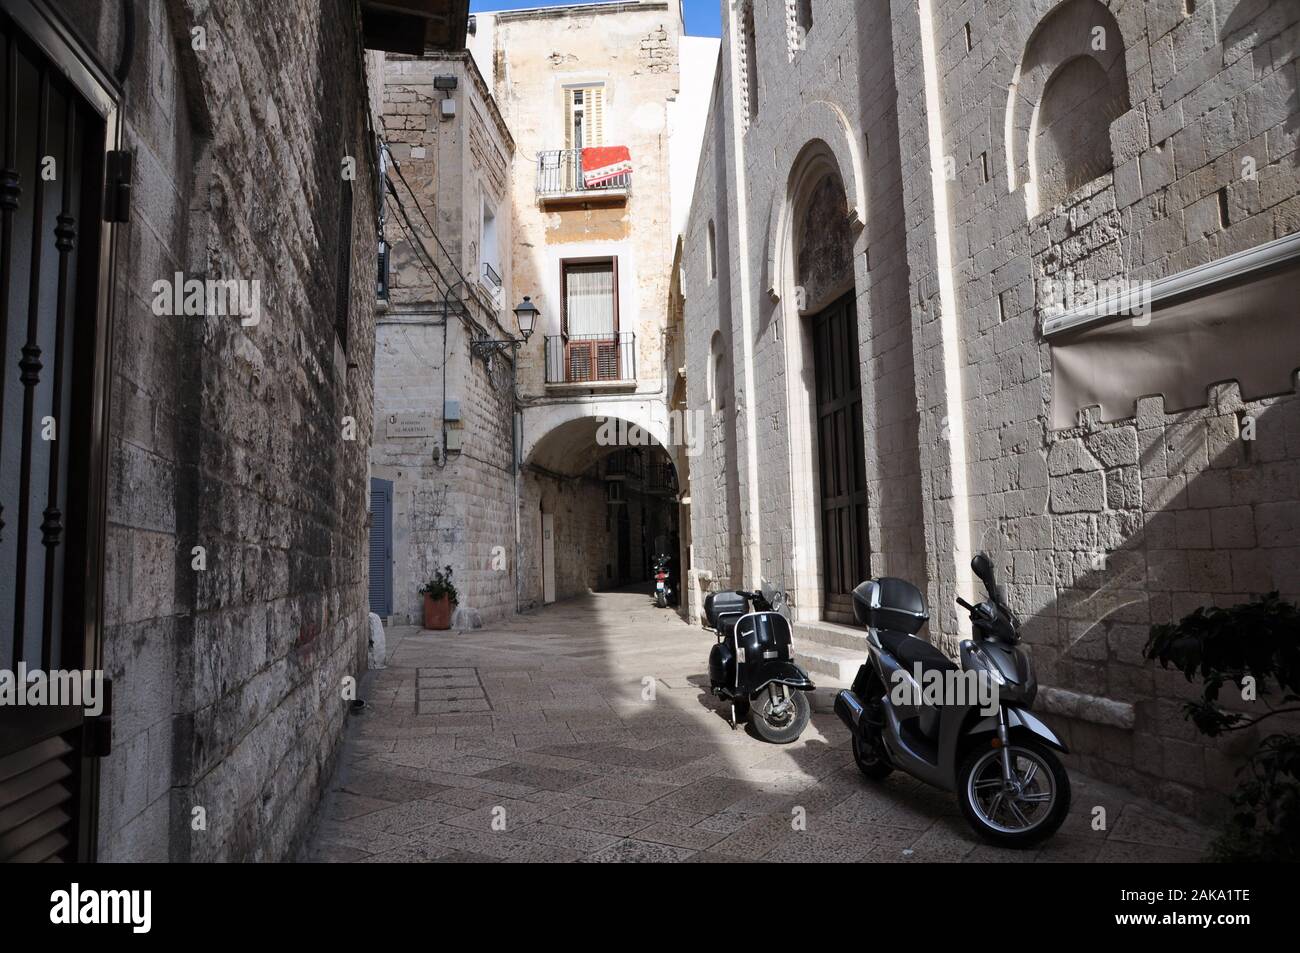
[368,479,393,616]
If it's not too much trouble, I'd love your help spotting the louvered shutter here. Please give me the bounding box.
[588,86,605,146]
[564,88,576,151]
[368,479,393,616]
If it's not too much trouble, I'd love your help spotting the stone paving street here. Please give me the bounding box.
[302,590,1211,863]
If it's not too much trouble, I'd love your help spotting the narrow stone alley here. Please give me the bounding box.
[303,591,1209,863]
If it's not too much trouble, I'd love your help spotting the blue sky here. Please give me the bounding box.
[469,0,721,37]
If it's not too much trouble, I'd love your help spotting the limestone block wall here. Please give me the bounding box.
[372,46,518,626]
[903,0,1300,818]
[519,470,611,605]
[371,316,516,625]
[686,0,1300,819]
[683,83,743,591]
[48,0,381,859]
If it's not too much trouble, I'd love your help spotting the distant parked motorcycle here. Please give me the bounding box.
[704,587,816,743]
[653,552,674,608]
[833,554,1071,847]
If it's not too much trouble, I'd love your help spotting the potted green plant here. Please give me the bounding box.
[419,565,459,631]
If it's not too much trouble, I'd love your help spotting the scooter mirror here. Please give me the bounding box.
[971,553,997,593]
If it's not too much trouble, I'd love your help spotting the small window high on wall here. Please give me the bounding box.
[707,220,717,281]
[740,1,759,127]
[787,0,814,57]
[796,0,813,35]
[564,85,605,150]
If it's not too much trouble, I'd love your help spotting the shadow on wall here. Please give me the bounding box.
[1002,386,1300,821]
[1223,0,1299,169]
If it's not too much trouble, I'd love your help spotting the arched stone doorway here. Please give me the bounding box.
[522,413,683,610]
[778,143,868,624]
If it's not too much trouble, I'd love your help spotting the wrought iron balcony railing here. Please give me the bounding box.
[545,333,636,385]
[604,448,644,481]
[536,149,631,200]
[645,461,678,496]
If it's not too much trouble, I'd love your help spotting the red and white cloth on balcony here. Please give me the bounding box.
[581,146,632,188]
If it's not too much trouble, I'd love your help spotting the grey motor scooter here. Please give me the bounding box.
[833,554,1071,847]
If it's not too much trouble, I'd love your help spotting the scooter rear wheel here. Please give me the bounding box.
[957,738,1070,848]
[749,687,810,744]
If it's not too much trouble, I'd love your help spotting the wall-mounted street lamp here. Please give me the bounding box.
[513,295,539,340]
[470,295,538,360]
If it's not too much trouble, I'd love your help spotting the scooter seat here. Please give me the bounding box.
[877,629,957,675]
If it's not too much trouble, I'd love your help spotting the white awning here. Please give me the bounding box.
[1047,232,1300,428]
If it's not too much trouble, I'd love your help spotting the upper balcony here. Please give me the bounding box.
[536,148,631,206]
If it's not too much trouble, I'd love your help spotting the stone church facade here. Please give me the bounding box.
[682,0,1300,819]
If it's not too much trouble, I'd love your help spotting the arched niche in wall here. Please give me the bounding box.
[1006,0,1130,218]
[794,167,854,315]
[764,100,867,304]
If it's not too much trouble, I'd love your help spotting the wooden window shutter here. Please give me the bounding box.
[564,88,576,151]
[588,86,605,146]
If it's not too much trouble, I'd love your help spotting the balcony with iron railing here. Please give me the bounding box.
[603,448,644,482]
[536,149,631,205]
[545,333,636,388]
[644,461,679,496]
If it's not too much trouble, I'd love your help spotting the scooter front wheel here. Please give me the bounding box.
[957,739,1070,848]
[749,686,810,744]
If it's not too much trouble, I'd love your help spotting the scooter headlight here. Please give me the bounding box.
[973,647,1005,686]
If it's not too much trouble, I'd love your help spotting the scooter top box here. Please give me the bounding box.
[704,590,749,630]
[852,577,929,635]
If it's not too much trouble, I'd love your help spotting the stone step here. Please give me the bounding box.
[795,642,865,685]
[794,619,871,652]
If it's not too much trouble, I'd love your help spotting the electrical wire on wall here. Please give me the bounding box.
[380,141,525,610]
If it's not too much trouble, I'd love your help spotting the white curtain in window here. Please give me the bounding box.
[566,264,615,337]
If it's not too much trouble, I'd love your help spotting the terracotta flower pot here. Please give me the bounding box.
[423,593,453,630]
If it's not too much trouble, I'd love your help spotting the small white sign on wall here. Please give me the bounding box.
[386,412,437,438]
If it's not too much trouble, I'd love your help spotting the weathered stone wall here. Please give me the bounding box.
[50,0,380,861]
[683,80,743,592]
[911,0,1300,818]
[685,0,1300,819]
[519,470,611,604]
[372,50,518,625]
[371,315,516,625]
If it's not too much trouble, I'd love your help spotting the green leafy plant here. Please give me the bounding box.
[1145,592,1300,861]
[419,565,458,605]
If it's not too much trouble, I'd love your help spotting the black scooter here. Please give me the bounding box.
[834,554,1071,847]
[704,587,816,743]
